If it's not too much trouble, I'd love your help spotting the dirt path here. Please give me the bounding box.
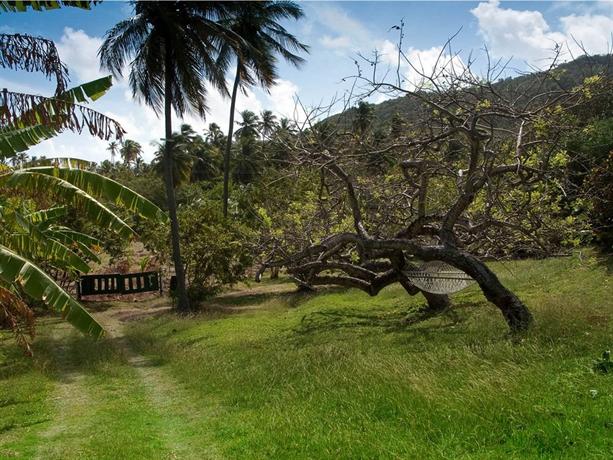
[34,323,95,459]
[28,282,297,458]
[97,305,222,459]
[33,304,222,460]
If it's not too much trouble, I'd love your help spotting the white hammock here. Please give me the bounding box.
[404,261,474,294]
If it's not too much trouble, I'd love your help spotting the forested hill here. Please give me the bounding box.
[324,54,612,130]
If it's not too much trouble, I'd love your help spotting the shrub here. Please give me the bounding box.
[143,197,254,301]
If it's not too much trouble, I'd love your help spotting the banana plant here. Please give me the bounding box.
[0,1,99,13]
[0,27,166,351]
[0,158,167,345]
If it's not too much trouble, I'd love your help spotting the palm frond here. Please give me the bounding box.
[2,170,136,237]
[25,157,95,169]
[1,77,124,158]
[0,1,99,12]
[6,233,90,273]
[26,205,67,224]
[1,76,123,135]
[44,227,102,264]
[46,227,102,248]
[0,124,57,158]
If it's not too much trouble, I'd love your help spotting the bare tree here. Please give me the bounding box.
[256,39,610,333]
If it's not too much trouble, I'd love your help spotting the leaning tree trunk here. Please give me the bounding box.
[436,249,533,332]
[163,45,190,312]
[222,59,241,219]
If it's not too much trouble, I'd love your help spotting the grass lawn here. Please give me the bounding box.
[1,253,612,459]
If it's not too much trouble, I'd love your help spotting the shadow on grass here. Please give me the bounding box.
[293,303,471,337]
[595,252,613,274]
[0,418,51,435]
[202,285,348,312]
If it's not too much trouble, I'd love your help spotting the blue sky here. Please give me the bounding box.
[1,1,612,162]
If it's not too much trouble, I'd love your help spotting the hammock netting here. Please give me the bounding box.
[404,261,475,294]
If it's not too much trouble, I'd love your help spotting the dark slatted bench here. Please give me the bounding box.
[77,271,162,299]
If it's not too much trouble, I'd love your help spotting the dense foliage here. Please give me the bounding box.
[105,56,612,302]
[142,186,253,300]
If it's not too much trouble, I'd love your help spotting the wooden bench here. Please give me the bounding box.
[77,271,162,299]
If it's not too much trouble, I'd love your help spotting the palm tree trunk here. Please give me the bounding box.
[222,59,241,218]
[163,45,190,312]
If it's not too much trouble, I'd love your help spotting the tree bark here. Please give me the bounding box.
[421,291,451,313]
[163,43,190,312]
[222,59,241,218]
[429,248,533,332]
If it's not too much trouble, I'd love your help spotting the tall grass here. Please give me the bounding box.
[125,253,612,458]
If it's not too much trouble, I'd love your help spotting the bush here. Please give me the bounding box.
[142,196,254,301]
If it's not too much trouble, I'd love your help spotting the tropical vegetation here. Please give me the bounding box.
[0,5,166,352]
[0,0,612,458]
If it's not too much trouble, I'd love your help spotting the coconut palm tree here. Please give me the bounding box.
[107,140,119,163]
[10,152,29,169]
[152,134,195,189]
[205,123,225,147]
[120,139,142,166]
[220,1,309,217]
[259,109,278,139]
[99,1,238,311]
[234,110,260,140]
[277,117,297,136]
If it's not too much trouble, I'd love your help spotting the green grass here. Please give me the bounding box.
[1,253,612,458]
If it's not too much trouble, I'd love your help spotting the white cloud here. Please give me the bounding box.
[471,0,613,62]
[378,40,467,91]
[380,39,400,66]
[310,3,374,52]
[266,79,299,119]
[320,35,352,50]
[55,27,105,82]
[561,13,613,55]
[407,47,466,88]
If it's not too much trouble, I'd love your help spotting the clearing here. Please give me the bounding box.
[1,254,612,459]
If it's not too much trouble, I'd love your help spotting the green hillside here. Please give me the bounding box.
[325,54,613,130]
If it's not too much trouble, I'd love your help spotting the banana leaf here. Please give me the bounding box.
[0,245,104,338]
[0,77,120,158]
[27,206,67,224]
[25,166,168,222]
[2,170,135,237]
